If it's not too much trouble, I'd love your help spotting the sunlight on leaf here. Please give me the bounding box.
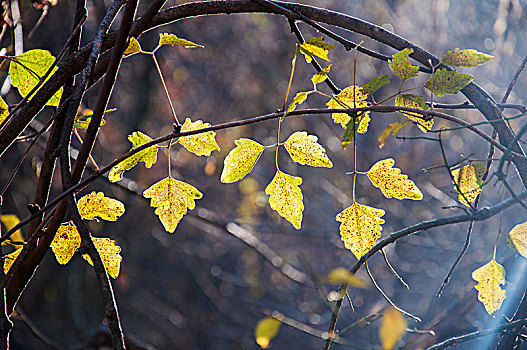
[158,33,203,48]
[51,224,81,265]
[3,247,22,274]
[0,96,8,126]
[472,259,506,315]
[336,202,385,260]
[440,48,494,67]
[77,191,125,222]
[143,177,203,233]
[367,158,423,200]
[508,221,527,258]
[254,317,281,349]
[379,308,407,350]
[311,64,331,86]
[265,171,303,229]
[361,75,390,95]
[221,138,264,183]
[324,267,366,287]
[394,94,433,132]
[0,214,24,248]
[327,85,370,130]
[424,68,473,97]
[284,131,332,168]
[179,118,220,156]
[378,121,410,148]
[388,48,419,81]
[123,37,142,57]
[74,108,115,129]
[451,162,485,207]
[300,36,335,63]
[83,238,122,279]
[284,91,311,117]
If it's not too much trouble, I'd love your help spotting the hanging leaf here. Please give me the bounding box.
[178,118,220,156]
[311,64,331,86]
[108,131,159,183]
[73,108,115,129]
[299,36,336,63]
[3,247,22,274]
[367,158,423,200]
[143,177,203,233]
[341,113,364,149]
[327,85,370,131]
[324,268,366,287]
[378,121,410,148]
[284,131,333,168]
[221,138,264,183]
[265,171,303,229]
[472,259,506,315]
[284,91,311,117]
[50,224,81,265]
[424,68,473,97]
[123,37,142,57]
[440,48,494,67]
[0,96,8,125]
[9,49,63,106]
[388,48,419,81]
[336,203,385,260]
[451,162,485,207]
[82,237,122,279]
[77,191,125,222]
[508,222,527,258]
[158,33,203,48]
[379,308,407,350]
[394,94,433,132]
[254,317,281,349]
[0,214,24,248]
[361,75,390,95]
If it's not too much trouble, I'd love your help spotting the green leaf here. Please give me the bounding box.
[254,317,281,349]
[284,91,311,117]
[394,94,433,132]
[388,48,419,81]
[77,191,125,222]
[265,171,303,229]
[378,121,410,148]
[326,85,370,130]
[158,33,203,48]
[424,68,473,97]
[9,49,63,106]
[361,75,390,95]
[299,36,335,63]
[472,259,506,315]
[440,48,494,67]
[178,118,220,156]
[341,114,362,149]
[221,138,264,183]
[284,131,332,167]
[311,64,331,86]
[123,37,142,57]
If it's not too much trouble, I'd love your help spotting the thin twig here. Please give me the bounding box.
[381,249,409,290]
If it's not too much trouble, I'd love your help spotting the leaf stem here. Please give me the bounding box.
[150,52,180,127]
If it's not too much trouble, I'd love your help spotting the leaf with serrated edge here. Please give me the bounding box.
[83,238,122,279]
[379,308,407,350]
[312,65,331,86]
[265,171,303,229]
[123,37,142,57]
[178,118,220,156]
[378,121,410,149]
[394,94,433,132]
[388,48,419,81]
[451,162,485,207]
[0,96,8,126]
[3,247,22,274]
[508,222,527,258]
[51,224,81,265]
[221,139,264,183]
[77,191,125,221]
[440,48,494,67]
[284,131,332,168]
[299,36,335,63]
[284,91,311,117]
[472,259,506,315]
[336,202,385,260]
[9,49,63,106]
[143,177,202,233]
[367,158,423,200]
[361,75,390,95]
[158,33,203,48]
[108,131,158,183]
[0,214,24,248]
[424,68,473,97]
[254,317,281,349]
[327,85,370,131]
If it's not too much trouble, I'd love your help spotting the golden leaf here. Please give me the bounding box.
[367,158,423,200]
[472,259,506,315]
[83,237,122,279]
[0,96,8,126]
[178,118,220,156]
[394,94,433,132]
[326,85,370,132]
[299,36,335,63]
[388,48,419,81]
[158,33,203,48]
[311,64,331,86]
[324,268,366,287]
[378,121,410,148]
[221,138,264,183]
[379,308,407,350]
[77,191,125,222]
[265,171,304,229]
[73,108,115,129]
[508,221,527,258]
[3,247,22,274]
[284,131,333,168]
[254,317,281,349]
[284,91,311,117]
[451,162,485,207]
[0,214,25,248]
[51,224,81,265]
[123,37,142,57]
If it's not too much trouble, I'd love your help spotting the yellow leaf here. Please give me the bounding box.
[388,48,419,81]
[143,177,203,233]
[284,91,310,117]
[108,131,159,182]
[83,237,122,279]
[50,224,81,265]
[123,37,142,57]
[451,162,485,207]
[77,191,125,222]
[508,222,527,258]
[326,85,370,132]
[440,48,494,68]
[178,118,220,156]
[265,171,303,229]
[379,308,407,350]
[0,96,8,126]
[299,36,335,63]
[394,94,433,132]
[324,267,366,287]
[378,121,410,148]
[254,317,281,349]
[9,49,63,106]
[158,33,203,48]
[221,138,264,183]
[311,64,331,86]
[74,108,115,129]
[367,158,423,200]
[284,131,333,168]
[336,202,385,260]
[472,259,506,315]
[3,247,22,274]
[0,214,24,248]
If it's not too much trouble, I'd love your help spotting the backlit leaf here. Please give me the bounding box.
[3,247,22,274]
[0,214,24,248]
[472,259,506,315]
[265,171,303,229]
[284,91,310,117]
[299,36,335,63]
[74,108,115,129]
[424,68,473,97]
[388,48,419,81]
[50,224,81,265]
[0,96,8,125]
[311,64,331,86]
[123,37,142,57]
[341,114,362,149]
[77,191,125,222]
[508,221,527,258]
[221,138,264,183]
[379,308,407,350]
[336,202,385,260]
[254,317,281,349]
[83,237,122,279]
[378,121,410,148]
[367,158,423,200]
[327,85,370,131]
[9,49,63,106]
[451,162,485,207]
[361,75,390,95]
[108,131,158,183]
[325,268,366,287]
[394,94,433,132]
[178,118,220,156]
[158,33,203,48]
[143,177,202,233]
[440,48,494,67]
[284,131,332,168]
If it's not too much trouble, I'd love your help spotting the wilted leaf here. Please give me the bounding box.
[3,247,22,274]
[0,214,24,248]
[50,224,81,265]
[83,237,122,279]
[324,267,366,287]
[178,118,220,156]
[123,37,142,57]
[221,138,264,183]
[424,68,473,97]
[300,36,336,63]
[508,222,527,258]
[327,85,370,131]
[0,96,8,125]
[440,48,494,67]
[367,158,423,200]
[361,75,390,95]
[311,64,331,86]
[265,171,303,229]
[378,121,410,148]
[472,259,506,315]
[77,191,125,222]
[394,94,433,132]
[379,308,407,350]
[143,177,202,233]
[451,162,485,207]
[108,131,159,183]
[73,108,115,129]
[284,131,332,168]
[158,33,203,48]
[336,202,385,260]
[284,91,311,117]
[388,48,419,81]
[254,317,281,349]
[9,49,63,106]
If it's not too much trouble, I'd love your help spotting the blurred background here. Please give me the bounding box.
[1,0,527,348]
